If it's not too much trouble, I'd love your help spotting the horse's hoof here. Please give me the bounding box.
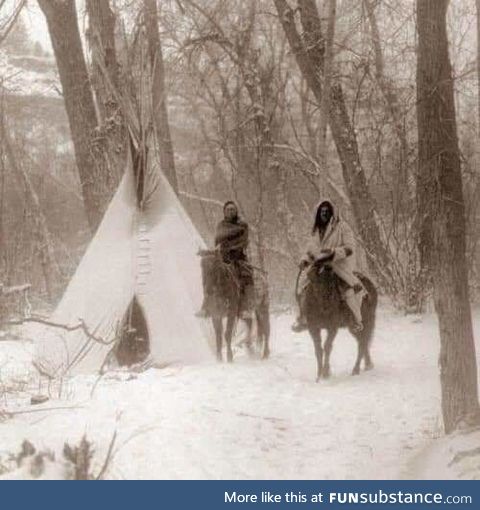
[351,368,360,376]
[227,352,233,363]
[321,369,330,379]
[365,362,374,371]
[262,350,270,360]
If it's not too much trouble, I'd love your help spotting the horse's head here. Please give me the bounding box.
[199,249,238,302]
[306,261,342,312]
[200,249,227,279]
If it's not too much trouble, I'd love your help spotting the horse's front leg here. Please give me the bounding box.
[308,325,323,382]
[352,332,363,375]
[258,300,271,360]
[212,317,223,362]
[243,318,254,357]
[225,315,236,363]
[322,328,337,379]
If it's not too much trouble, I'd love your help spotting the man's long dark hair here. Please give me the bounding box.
[223,200,239,223]
[312,201,334,235]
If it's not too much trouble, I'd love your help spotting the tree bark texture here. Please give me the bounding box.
[273,0,395,293]
[85,0,126,182]
[38,0,118,231]
[144,0,179,194]
[416,0,480,433]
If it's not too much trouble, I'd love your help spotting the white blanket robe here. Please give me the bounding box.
[302,207,361,289]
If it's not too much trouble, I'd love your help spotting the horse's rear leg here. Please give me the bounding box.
[352,338,362,375]
[212,317,223,362]
[351,321,375,375]
[308,325,323,382]
[225,315,235,363]
[364,345,374,371]
[361,295,376,371]
[352,331,369,375]
[322,329,337,379]
[361,327,374,371]
[262,336,270,360]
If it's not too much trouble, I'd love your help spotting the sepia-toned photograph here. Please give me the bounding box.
[0,0,479,481]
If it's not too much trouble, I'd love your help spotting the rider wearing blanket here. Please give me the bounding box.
[292,200,365,333]
[215,203,249,264]
[196,201,255,319]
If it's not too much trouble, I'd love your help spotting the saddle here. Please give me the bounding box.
[308,264,366,301]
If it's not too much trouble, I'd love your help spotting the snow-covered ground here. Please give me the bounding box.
[0,307,479,479]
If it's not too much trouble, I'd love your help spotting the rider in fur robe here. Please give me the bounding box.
[214,216,249,263]
[292,199,365,332]
[197,201,254,318]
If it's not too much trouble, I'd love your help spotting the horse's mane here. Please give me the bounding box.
[307,266,344,307]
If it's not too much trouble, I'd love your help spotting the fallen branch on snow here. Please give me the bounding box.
[7,316,114,346]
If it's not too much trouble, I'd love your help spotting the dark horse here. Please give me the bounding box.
[298,260,378,381]
[199,250,270,362]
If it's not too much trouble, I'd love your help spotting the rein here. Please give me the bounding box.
[295,260,327,306]
[238,260,267,275]
[295,266,306,306]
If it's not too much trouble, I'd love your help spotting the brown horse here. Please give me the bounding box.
[199,250,270,362]
[298,260,378,381]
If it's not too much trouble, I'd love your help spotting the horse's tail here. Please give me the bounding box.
[361,276,378,306]
[358,275,378,345]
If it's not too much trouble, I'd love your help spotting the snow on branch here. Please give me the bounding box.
[7,316,115,346]
[179,190,224,207]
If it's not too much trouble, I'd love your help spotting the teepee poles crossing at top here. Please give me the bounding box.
[90,16,161,209]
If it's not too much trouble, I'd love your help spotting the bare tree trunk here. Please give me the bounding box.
[363,0,425,311]
[0,106,5,267]
[299,79,318,160]
[274,0,394,293]
[144,0,179,194]
[0,0,26,46]
[363,0,408,163]
[0,113,62,299]
[317,0,336,175]
[275,164,299,263]
[85,0,126,179]
[363,0,410,201]
[416,0,480,434]
[477,0,480,140]
[86,0,119,107]
[38,0,115,231]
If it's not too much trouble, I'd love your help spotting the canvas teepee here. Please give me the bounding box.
[32,142,213,378]
[31,23,216,377]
